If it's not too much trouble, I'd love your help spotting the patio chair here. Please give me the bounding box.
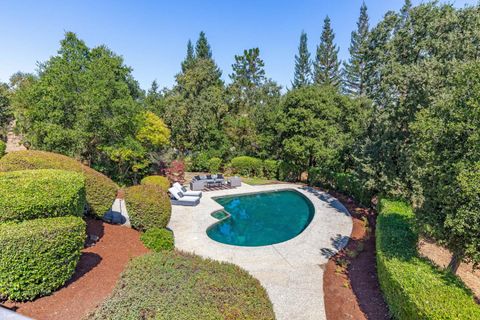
[173,182,202,198]
[168,187,200,206]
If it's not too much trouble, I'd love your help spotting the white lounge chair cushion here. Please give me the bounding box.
[173,182,202,197]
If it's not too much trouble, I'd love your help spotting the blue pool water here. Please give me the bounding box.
[207,190,315,246]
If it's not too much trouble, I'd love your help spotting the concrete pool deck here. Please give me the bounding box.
[168,183,353,320]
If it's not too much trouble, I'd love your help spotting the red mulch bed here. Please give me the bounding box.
[323,191,391,320]
[2,218,149,320]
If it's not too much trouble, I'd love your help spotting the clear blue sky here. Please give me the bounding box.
[0,0,477,91]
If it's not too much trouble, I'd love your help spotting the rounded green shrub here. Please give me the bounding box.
[0,140,6,157]
[230,156,263,177]
[0,216,86,301]
[0,169,86,223]
[140,175,170,191]
[207,157,222,173]
[263,159,279,179]
[140,228,174,252]
[89,251,275,320]
[0,150,118,218]
[124,185,171,232]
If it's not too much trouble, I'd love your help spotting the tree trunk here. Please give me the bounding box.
[447,251,463,274]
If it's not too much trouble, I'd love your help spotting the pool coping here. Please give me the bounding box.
[168,183,353,320]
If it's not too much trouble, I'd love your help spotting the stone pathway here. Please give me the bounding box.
[168,183,353,320]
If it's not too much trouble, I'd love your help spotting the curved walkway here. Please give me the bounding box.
[168,183,353,320]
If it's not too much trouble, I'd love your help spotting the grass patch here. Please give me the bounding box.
[241,176,280,186]
[376,199,480,319]
[88,251,275,320]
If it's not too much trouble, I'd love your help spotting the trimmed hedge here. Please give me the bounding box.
[0,169,86,223]
[89,251,275,320]
[230,156,263,177]
[0,150,118,218]
[140,228,174,252]
[124,185,171,232]
[263,159,279,179]
[0,140,5,157]
[376,199,480,319]
[140,175,170,191]
[0,216,86,301]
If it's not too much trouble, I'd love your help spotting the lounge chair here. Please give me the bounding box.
[173,182,202,198]
[168,187,200,206]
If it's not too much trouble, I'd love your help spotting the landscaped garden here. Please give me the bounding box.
[1,1,480,319]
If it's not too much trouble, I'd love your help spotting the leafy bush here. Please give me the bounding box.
[88,251,275,320]
[191,151,210,171]
[0,216,85,301]
[376,199,480,319]
[0,140,5,157]
[309,169,373,207]
[140,228,174,252]
[124,185,171,232]
[207,157,222,173]
[0,169,86,223]
[230,156,263,177]
[140,175,170,191]
[263,159,279,179]
[0,150,118,218]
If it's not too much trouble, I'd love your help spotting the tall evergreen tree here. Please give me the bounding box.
[195,31,212,59]
[343,2,370,95]
[314,16,341,88]
[181,40,195,72]
[292,31,312,88]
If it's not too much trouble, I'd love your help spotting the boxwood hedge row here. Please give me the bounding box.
[0,169,86,223]
[0,216,86,301]
[124,185,171,232]
[376,199,480,319]
[0,150,118,218]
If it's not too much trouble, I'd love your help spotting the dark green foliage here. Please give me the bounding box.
[0,140,5,157]
[124,185,171,232]
[263,159,279,179]
[0,150,118,218]
[343,2,369,95]
[195,31,212,60]
[314,16,341,88]
[181,39,195,72]
[410,62,480,268]
[293,31,311,88]
[88,251,275,320]
[140,175,170,191]
[0,169,86,223]
[376,199,480,319]
[280,86,371,178]
[140,228,174,252]
[230,156,263,177]
[0,82,12,139]
[207,157,222,173]
[0,216,85,301]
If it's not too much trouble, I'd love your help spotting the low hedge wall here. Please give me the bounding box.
[0,169,86,223]
[89,251,275,320]
[140,175,170,191]
[376,199,480,319]
[0,216,86,301]
[0,150,118,218]
[124,185,171,232]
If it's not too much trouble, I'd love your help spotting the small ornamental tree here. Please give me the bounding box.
[166,160,185,184]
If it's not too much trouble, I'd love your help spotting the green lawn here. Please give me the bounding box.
[241,176,281,186]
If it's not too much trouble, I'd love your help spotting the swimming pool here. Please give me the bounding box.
[207,190,315,246]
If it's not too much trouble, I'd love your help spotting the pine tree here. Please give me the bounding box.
[343,2,369,95]
[195,31,212,59]
[314,16,341,88]
[181,40,195,72]
[292,31,312,88]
